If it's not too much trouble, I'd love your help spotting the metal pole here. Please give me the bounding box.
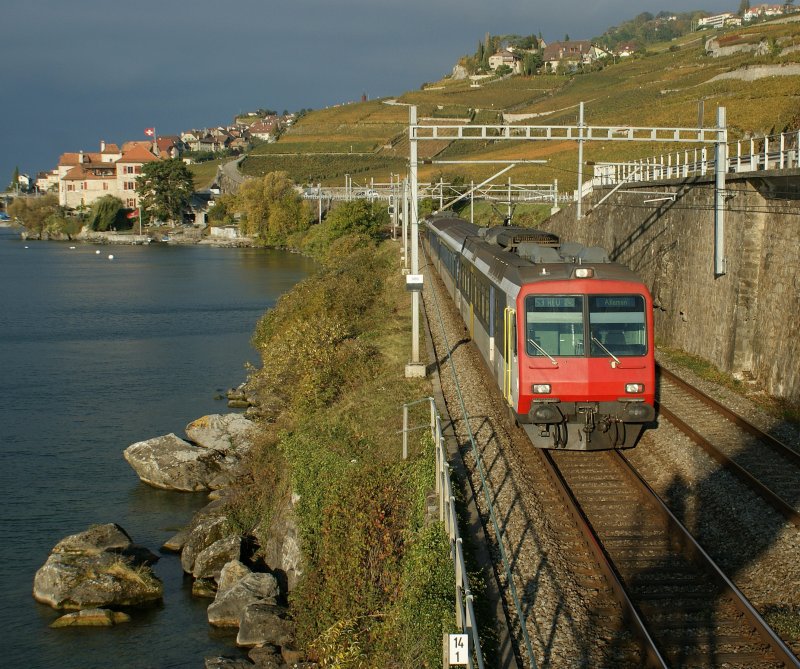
[577,101,584,220]
[402,404,409,460]
[408,106,422,373]
[470,180,474,225]
[714,106,727,277]
[402,178,409,270]
[317,183,322,225]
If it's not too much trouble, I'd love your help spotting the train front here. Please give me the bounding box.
[517,267,656,450]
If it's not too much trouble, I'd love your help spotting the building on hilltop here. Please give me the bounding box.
[543,40,609,72]
[488,49,523,74]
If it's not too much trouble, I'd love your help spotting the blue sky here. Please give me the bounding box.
[1,0,732,185]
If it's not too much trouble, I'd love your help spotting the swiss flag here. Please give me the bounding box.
[127,209,139,219]
[144,128,155,137]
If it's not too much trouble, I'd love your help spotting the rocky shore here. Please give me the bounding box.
[34,388,308,668]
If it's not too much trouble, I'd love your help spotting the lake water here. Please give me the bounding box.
[0,228,315,668]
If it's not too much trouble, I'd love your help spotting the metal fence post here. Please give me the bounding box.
[402,404,408,460]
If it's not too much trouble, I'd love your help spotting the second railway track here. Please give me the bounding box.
[657,366,800,526]
[541,447,799,668]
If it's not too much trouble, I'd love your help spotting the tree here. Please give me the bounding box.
[522,51,543,75]
[8,194,61,236]
[136,159,194,224]
[236,171,310,242]
[325,200,387,241]
[87,195,126,231]
[738,0,750,15]
[9,166,20,192]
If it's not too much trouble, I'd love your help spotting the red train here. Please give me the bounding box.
[424,214,656,450]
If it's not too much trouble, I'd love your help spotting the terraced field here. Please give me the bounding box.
[241,18,800,192]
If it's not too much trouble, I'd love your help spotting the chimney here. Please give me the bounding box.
[100,140,106,152]
[78,150,84,164]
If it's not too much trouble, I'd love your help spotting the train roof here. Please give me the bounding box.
[425,213,645,295]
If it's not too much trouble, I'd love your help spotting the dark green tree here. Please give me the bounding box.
[9,166,20,192]
[87,195,126,231]
[325,200,387,241]
[136,159,194,224]
[738,0,750,15]
[522,51,544,75]
[236,170,310,242]
[8,194,60,236]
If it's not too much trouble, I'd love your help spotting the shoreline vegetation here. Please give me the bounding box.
[33,202,462,667]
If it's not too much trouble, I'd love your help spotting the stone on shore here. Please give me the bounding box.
[207,572,280,628]
[193,535,242,581]
[186,414,256,454]
[123,433,223,492]
[33,524,162,610]
[180,506,230,574]
[236,603,294,648]
[50,608,131,628]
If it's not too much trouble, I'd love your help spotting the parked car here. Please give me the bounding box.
[0,212,11,222]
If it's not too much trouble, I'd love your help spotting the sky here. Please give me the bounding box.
[1,0,733,185]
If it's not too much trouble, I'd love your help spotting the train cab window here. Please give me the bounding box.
[589,295,647,357]
[525,295,585,357]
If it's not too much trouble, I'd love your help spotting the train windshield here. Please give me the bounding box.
[589,295,647,357]
[524,294,647,358]
[525,295,585,357]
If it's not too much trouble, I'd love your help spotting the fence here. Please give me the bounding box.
[593,129,800,186]
[401,397,485,668]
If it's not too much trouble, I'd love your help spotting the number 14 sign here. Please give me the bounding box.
[448,633,469,666]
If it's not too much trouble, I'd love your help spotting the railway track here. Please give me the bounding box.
[657,366,800,527]
[540,447,800,668]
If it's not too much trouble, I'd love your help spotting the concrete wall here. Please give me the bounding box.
[542,175,800,404]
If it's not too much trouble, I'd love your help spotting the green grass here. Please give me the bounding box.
[658,345,800,423]
[188,159,223,190]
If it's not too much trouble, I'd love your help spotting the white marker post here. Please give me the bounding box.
[448,633,469,666]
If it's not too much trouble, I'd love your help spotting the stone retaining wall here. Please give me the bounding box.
[542,176,800,404]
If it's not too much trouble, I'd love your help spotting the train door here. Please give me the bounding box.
[503,306,517,407]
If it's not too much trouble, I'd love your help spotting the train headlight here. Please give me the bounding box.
[532,384,551,394]
[574,268,594,278]
[625,383,645,394]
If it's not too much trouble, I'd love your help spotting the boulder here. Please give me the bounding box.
[180,510,230,574]
[218,560,252,592]
[203,657,253,669]
[185,414,256,455]
[261,494,302,592]
[193,535,242,581]
[162,527,189,553]
[123,433,223,492]
[248,645,283,668]
[236,603,294,648]
[207,572,280,628]
[50,608,131,628]
[33,524,162,610]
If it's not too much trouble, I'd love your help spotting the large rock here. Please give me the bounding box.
[218,560,252,592]
[33,524,162,610]
[50,608,131,628]
[207,572,280,628]
[185,414,256,455]
[193,535,242,581]
[236,603,294,648]
[260,493,303,592]
[123,433,223,492]
[180,507,230,574]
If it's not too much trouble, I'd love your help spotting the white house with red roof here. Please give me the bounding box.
[57,140,159,209]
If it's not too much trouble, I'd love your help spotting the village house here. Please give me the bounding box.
[543,40,609,72]
[744,4,790,21]
[488,49,523,73]
[56,141,158,209]
[249,116,281,141]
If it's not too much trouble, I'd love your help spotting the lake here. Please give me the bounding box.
[0,228,314,668]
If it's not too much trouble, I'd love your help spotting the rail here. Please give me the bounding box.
[593,129,800,185]
[401,397,485,668]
